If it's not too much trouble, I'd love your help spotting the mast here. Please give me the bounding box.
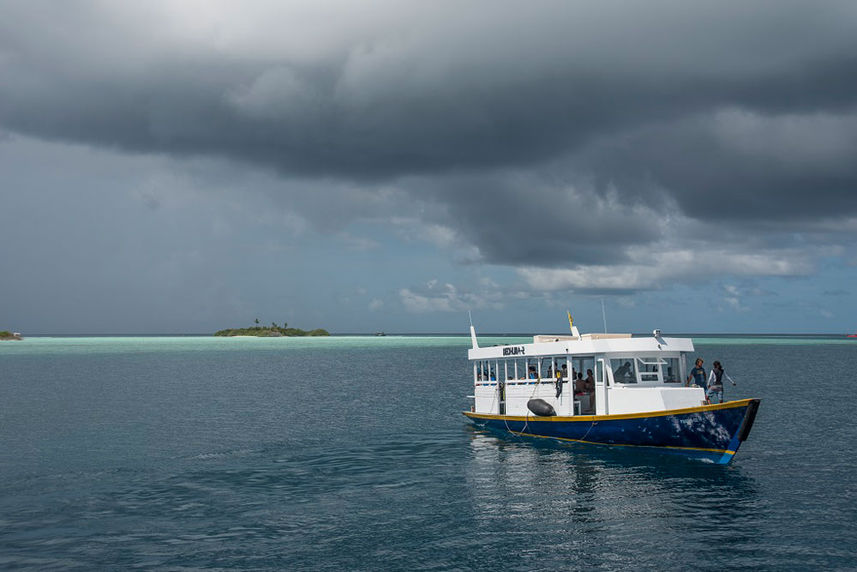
[469,310,479,349]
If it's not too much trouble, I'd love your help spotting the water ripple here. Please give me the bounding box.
[1,339,855,569]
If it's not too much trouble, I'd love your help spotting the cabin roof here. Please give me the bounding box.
[533,333,632,343]
[468,333,694,360]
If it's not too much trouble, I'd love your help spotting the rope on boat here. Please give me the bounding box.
[503,376,544,438]
[578,420,597,443]
[503,378,598,446]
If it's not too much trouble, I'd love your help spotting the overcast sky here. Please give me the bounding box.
[2,1,856,334]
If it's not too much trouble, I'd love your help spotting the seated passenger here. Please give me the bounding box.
[561,363,568,380]
[528,366,537,379]
[585,369,595,392]
[575,373,586,394]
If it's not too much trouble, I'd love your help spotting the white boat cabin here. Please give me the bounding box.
[468,329,704,417]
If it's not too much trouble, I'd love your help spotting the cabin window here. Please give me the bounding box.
[526,358,539,380]
[635,357,665,383]
[477,360,497,382]
[612,359,636,384]
[507,358,527,380]
[608,356,682,385]
[663,357,681,383]
[546,357,560,379]
[544,357,553,380]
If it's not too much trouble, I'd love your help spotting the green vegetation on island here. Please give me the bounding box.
[214,319,329,337]
[0,330,22,340]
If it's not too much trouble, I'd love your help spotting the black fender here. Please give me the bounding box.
[527,398,556,417]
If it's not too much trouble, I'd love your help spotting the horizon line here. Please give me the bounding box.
[8,331,856,338]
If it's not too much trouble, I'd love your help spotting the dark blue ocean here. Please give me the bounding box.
[2,335,856,570]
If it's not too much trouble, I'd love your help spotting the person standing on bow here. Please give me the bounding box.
[706,360,736,404]
[686,358,706,388]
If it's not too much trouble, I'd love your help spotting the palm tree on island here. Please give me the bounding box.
[214,318,328,337]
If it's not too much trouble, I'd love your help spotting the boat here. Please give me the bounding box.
[462,324,760,464]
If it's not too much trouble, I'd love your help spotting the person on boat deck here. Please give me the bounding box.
[528,365,537,379]
[561,363,568,380]
[574,373,587,394]
[706,360,736,403]
[555,368,563,397]
[585,369,595,392]
[686,358,706,388]
[489,370,496,381]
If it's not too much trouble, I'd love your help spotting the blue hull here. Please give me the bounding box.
[464,398,760,464]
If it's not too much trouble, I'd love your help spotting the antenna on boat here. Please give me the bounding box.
[601,298,608,333]
[468,310,479,349]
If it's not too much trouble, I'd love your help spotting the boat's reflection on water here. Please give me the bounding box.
[464,426,763,565]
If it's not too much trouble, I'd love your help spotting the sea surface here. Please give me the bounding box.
[1,335,856,570]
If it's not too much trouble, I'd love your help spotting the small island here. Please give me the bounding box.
[214,320,329,337]
[0,330,23,341]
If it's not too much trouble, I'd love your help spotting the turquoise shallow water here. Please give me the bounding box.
[1,335,856,569]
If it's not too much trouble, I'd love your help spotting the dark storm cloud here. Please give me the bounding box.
[2,1,857,271]
[573,109,857,221]
[411,173,662,266]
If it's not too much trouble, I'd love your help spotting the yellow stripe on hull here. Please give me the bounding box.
[462,397,757,423]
